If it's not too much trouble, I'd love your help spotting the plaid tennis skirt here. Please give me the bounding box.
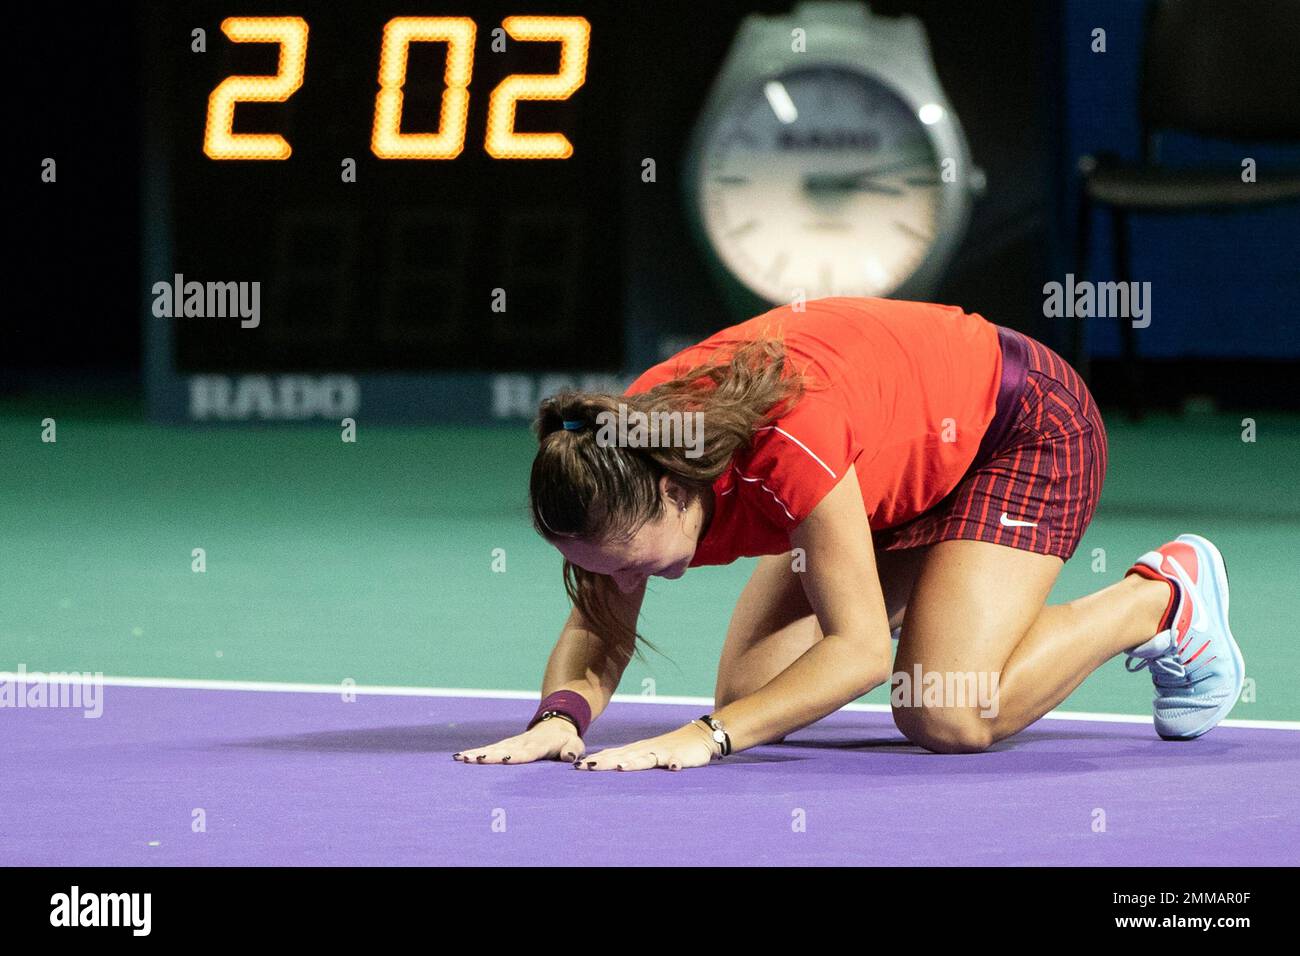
[874,326,1108,561]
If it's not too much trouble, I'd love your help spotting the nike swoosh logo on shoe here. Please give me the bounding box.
[1162,553,1210,633]
[1160,543,1200,584]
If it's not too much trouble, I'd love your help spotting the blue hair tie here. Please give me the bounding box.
[562,419,584,431]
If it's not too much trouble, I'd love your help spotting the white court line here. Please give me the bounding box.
[4,671,1299,731]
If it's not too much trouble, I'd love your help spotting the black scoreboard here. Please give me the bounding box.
[148,0,626,375]
[139,0,810,422]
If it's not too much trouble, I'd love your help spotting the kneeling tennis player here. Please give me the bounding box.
[454,297,1244,770]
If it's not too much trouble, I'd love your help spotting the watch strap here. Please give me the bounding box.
[696,714,733,756]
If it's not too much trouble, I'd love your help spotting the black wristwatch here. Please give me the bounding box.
[695,714,732,757]
[535,711,580,734]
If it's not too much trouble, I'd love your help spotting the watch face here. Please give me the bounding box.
[695,65,942,304]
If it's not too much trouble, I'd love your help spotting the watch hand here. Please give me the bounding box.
[868,183,905,195]
[803,152,933,192]
[811,181,906,196]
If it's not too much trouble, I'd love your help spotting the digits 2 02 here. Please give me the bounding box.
[203,15,590,161]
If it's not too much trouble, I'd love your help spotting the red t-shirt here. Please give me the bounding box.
[625,297,1002,567]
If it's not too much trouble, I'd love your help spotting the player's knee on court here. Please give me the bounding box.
[892,705,994,754]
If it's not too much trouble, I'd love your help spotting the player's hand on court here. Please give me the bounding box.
[453,719,584,765]
[574,722,717,772]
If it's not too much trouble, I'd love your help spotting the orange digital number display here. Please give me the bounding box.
[484,16,591,160]
[371,17,476,159]
[203,14,590,161]
[204,17,310,160]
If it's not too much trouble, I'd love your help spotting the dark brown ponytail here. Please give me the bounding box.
[530,337,811,656]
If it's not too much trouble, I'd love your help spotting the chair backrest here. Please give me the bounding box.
[1142,0,1300,142]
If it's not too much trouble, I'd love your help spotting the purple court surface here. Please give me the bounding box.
[3,684,1297,866]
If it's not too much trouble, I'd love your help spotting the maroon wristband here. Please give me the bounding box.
[527,690,592,738]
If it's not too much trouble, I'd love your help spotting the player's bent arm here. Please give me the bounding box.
[540,580,646,726]
[453,579,643,764]
[709,465,894,751]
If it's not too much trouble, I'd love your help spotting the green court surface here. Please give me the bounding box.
[2,399,1297,721]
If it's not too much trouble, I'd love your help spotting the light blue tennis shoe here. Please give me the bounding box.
[1124,534,1245,740]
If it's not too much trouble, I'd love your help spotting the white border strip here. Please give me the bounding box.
[4,672,1298,731]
